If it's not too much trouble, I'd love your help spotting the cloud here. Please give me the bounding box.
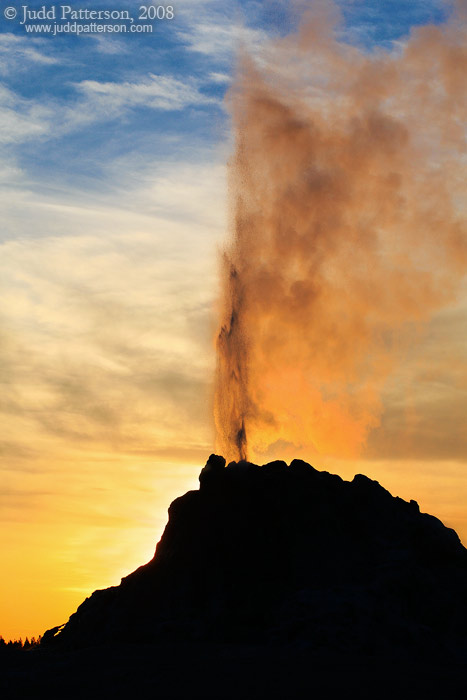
[0,158,225,472]
[0,71,220,152]
[0,33,58,74]
[114,159,228,229]
[366,300,467,460]
[178,21,269,61]
[0,85,53,144]
[208,71,232,84]
[90,35,129,55]
[0,157,23,184]
[170,0,271,62]
[74,73,216,115]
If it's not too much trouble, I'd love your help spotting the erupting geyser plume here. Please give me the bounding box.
[216,259,249,460]
[215,1,466,464]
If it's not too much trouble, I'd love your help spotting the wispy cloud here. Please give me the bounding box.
[0,33,58,74]
[208,71,232,84]
[0,156,225,472]
[0,85,53,144]
[0,71,219,151]
[178,22,269,60]
[74,73,216,115]
[90,35,129,55]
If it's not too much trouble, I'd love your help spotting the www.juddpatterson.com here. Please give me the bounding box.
[4,4,175,34]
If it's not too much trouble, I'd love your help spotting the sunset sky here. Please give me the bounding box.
[1,0,466,641]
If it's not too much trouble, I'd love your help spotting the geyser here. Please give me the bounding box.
[214,1,466,463]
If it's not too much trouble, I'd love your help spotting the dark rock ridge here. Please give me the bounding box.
[47,455,467,655]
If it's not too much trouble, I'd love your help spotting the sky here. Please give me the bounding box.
[1,0,465,640]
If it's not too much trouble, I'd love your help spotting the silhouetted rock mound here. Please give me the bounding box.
[47,456,467,656]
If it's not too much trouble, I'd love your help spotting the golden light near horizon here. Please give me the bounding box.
[0,168,224,640]
[1,0,466,642]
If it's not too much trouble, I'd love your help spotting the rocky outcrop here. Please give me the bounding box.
[46,455,467,655]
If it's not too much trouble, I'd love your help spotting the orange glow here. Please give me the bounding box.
[215,4,466,464]
[1,448,201,641]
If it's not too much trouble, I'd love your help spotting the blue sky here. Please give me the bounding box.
[1,0,450,192]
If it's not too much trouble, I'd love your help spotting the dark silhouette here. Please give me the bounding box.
[0,636,40,651]
[45,456,467,655]
[4,456,467,697]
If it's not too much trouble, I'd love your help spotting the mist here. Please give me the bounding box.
[215,1,466,463]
